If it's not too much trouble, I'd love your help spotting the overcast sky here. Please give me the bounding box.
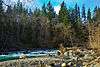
[3,0,100,14]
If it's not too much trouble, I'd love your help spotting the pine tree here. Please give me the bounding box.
[93,6,100,22]
[0,0,3,19]
[94,6,97,15]
[42,3,47,16]
[0,0,4,50]
[0,0,3,14]
[77,6,80,18]
[29,9,33,16]
[19,2,23,13]
[58,1,69,26]
[82,4,86,22]
[96,8,100,22]
[47,1,55,21]
[6,6,12,14]
[75,3,78,23]
[34,7,41,17]
[74,4,81,25]
[92,6,97,21]
[77,6,81,24]
[87,8,92,22]
[16,0,24,14]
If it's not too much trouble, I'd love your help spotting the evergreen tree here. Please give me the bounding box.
[16,0,24,14]
[74,4,81,25]
[16,0,20,13]
[87,8,92,22]
[6,6,12,14]
[69,8,75,24]
[29,9,33,16]
[47,1,55,21]
[75,3,78,23]
[96,8,100,22]
[58,1,69,26]
[13,5,17,15]
[0,0,3,13]
[92,6,97,21]
[93,6,100,22]
[82,4,86,22]
[19,2,23,13]
[77,6,81,25]
[94,6,97,15]
[77,6,80,18]
[34,7,41,17]
[42,3,47,16]
[0,0,3,20]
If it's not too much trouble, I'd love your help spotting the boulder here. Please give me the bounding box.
[19,54,27,59]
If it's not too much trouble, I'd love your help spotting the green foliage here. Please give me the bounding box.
[58,1,69,26]
[47,1,55,21]
[82,4,86,21]
[42,3,47,16]
[87,8,92,22]
[74,4,81,28]
[0,0,3,13]
[6,6,12,14]
[34,8,41,17]
[0,0,3,20]
[92,6,100,23]
[0,1,100,50]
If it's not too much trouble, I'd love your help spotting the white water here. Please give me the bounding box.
[0,49,58,61]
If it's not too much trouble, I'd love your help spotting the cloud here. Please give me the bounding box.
[54,5,61,15]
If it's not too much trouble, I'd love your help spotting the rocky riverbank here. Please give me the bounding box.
[1,48,100,67]
[0,57,63,67]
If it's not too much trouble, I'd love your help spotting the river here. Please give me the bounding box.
[0,49,58,62]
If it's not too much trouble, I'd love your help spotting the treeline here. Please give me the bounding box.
[0,0,100,51]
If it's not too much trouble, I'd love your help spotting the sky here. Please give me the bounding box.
[3,0,100,14]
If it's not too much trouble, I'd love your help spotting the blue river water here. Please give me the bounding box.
[0,49,58,62]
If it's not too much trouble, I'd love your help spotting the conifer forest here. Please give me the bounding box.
[0,0,100,51]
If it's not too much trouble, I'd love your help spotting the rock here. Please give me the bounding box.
[94,63,100,67]
[84,54,93,60]
[61,63,66,67]
[64,52,67,56]
[67,62,72,66]
[19,54,27,59]
[49,63,55,67]
[55,63,61,67]
[57,50,61,56]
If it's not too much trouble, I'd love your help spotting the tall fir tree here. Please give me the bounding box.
[96,8,100,22]
[93,6,97,21]
[0,0,3,13]
[42,3,47,16]
[47,1,55,21]
[93,6,100,22]
[29,9,33,16]
[0,0,3,18]
[58,1,69,26]
[16,0,24,14]
[74,4,81,25]
[82,4,86,22]
[87,8,92,22]
[34,7,41,17]
[0,0,4,23]
[75,3,78,23]
[77,6,81,24]
[6,6,12,14]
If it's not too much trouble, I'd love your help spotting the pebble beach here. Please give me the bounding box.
[0,57,63,67]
